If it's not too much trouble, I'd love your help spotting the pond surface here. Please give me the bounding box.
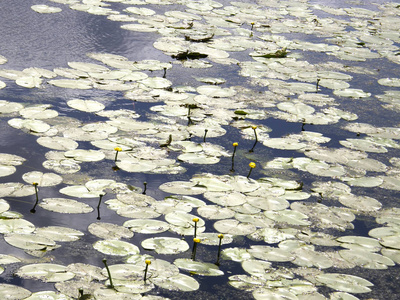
[1,0,400,299]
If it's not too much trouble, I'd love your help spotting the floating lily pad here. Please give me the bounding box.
[204,191,247,206]
[17,264,75,282]
[39,198,93,213]
[197,205,235,220]
[35,226,84,242]
[339,249,394,269]
[8,118,51,133]
[22,171,63,186]
[0,219,35,234]
[31,5,62,13]
[0,165,16,177]
[88,222,133,240]
[338,194,382,212]
[48,79,92,89]
[315,273,373,293]
[141,237,189,254]
[67,99,105,113]
[151,273,199,291]
[264,210,311,226]
[214,219,257,235]
[123,219,170,234]
[0,284,31,299]
[37,136,78,151]
[24,291,72,299]
[42,159,81,174]
[59,186,100,198]
[305,161,346,177]
[174,259,223,276]
[93,240,140,256]
[263,138,307,150]
[248,245,295,262]
[64,149,105,162]
[5,233,56,250]
[159,181,207,195]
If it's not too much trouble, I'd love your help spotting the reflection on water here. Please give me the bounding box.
[0,0,161,69]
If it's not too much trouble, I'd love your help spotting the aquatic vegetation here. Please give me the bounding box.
[0,0,399,299]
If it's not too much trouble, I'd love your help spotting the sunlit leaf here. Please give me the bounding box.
[17,264,75,282]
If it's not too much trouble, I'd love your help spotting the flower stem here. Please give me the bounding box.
[102,258,114,289]
[216,234,224,265]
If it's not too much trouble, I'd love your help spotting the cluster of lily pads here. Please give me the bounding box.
[0,0,400,299]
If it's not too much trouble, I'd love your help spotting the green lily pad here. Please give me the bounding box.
[174,258,224,276]
[64,149,105,162]
[264,210,311,226]
[22,171,63,186]
[263,138,307,150]
[67,263,107,281]
[93,240,140,256]
[0,165,16,177]
[0,254,20,265]
[123,219,170,234]
[159,181,207,195]
[0,284,31,299]
[17,264,75,282]
[0,101,24,114]
[39,198,93,213]
[31,5,62,13]
[338,194,382,212]
[315,273,373,293]
[204,191,247,206]
[197,205,235,220]
[141,237,189,254]
[88,222,134,240]
[214,219,257,235]
[339,249,394,269]
[24,291,72,300]
[0,219,35,234]
[151,273,199,291]
[37,136,79,151]
[8,118,51,133]
[48,79,92,89]
[4,233,56,250]
[42,159,81,174]
[253,288,298,300]
[67,99,105,113]
[35,226,84,242]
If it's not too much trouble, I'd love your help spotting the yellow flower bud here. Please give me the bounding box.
[218,234,224,239]
[114,147,122,152]
[145,259,151,265]
[192,218,199,222]
[32,182,38,186]
[193,238,201,243]
[249,162,256,168]
[251,125,257,130]
[232,142,238,147]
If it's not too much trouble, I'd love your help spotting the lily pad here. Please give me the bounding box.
[17,264,75,282]
[67,99,105,113]
[22,171,63,186]
[123,219,170,234]
[93,240,140,256]
[88,222,134,240]
[174,259,223,276]
[4,233,56,250]
[151,273,199,291]
[0,284,31,299]
[141,237,189,254]
[39,198,93,214]
[315,273,373,293]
